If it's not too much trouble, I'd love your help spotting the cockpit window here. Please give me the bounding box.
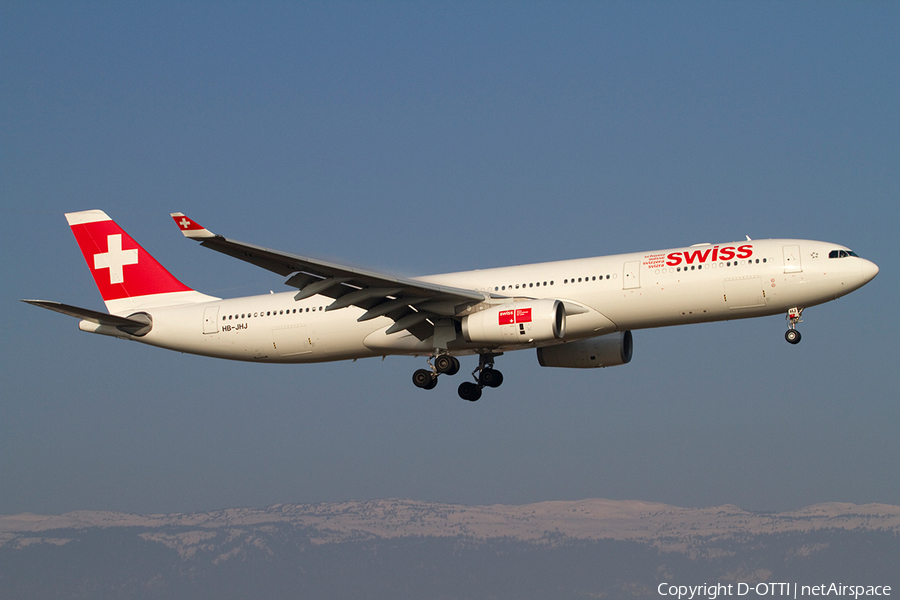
[829,250,859,258]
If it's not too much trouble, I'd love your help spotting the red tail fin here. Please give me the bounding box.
[66,210,214,312]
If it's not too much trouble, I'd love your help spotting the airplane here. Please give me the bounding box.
[24,210,879,401]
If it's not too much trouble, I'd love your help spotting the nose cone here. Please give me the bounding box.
[860,258,879,284]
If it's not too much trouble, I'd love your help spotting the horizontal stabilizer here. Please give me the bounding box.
[21,300,152,335]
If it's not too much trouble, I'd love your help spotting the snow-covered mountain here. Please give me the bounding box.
[2,499,898,599]
[5,498,899,548]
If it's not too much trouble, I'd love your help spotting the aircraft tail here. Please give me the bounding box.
[66,210,218,313]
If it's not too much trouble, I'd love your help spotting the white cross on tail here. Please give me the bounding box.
[93,234,138,284]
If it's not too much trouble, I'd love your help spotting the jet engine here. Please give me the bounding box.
[536,331,633,368]
[462,299,565,345]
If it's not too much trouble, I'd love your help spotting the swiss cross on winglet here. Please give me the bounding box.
[170,212,215,239]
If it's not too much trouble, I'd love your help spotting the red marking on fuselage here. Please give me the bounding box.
[666,245,753,267]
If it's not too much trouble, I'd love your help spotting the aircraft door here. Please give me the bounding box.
[783,245,802,273]
[203,306,219,334]
[623,261,641,289]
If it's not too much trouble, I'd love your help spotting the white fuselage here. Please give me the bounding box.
[85,239,878,363]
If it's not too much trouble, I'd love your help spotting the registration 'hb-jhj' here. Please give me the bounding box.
[24,210,879,401]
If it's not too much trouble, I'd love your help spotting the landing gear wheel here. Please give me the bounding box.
[479,368,503,388]
[785,329,802,345]
[434,355,460,376]
[458,381,482,402]
[412,369,438,389]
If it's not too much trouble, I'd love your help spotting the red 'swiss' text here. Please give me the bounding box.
[665,244,754,267]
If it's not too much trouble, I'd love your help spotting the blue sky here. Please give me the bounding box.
[2,1,897,516]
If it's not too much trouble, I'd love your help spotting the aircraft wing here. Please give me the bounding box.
[171,213,486,339]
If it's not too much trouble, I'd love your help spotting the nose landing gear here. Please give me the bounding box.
[785,307,803,344]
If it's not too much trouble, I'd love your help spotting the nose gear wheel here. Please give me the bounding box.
[785,307,803,344]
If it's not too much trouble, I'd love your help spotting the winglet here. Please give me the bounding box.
[171,213,215,239]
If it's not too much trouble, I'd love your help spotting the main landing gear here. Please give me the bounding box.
[458,354,504,402]
[412,354,460,392]
[785,307,803,344]
[411,353,503,402]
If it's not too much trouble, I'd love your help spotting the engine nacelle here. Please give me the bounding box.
[462,299,565,345]
[536,331,633,368]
